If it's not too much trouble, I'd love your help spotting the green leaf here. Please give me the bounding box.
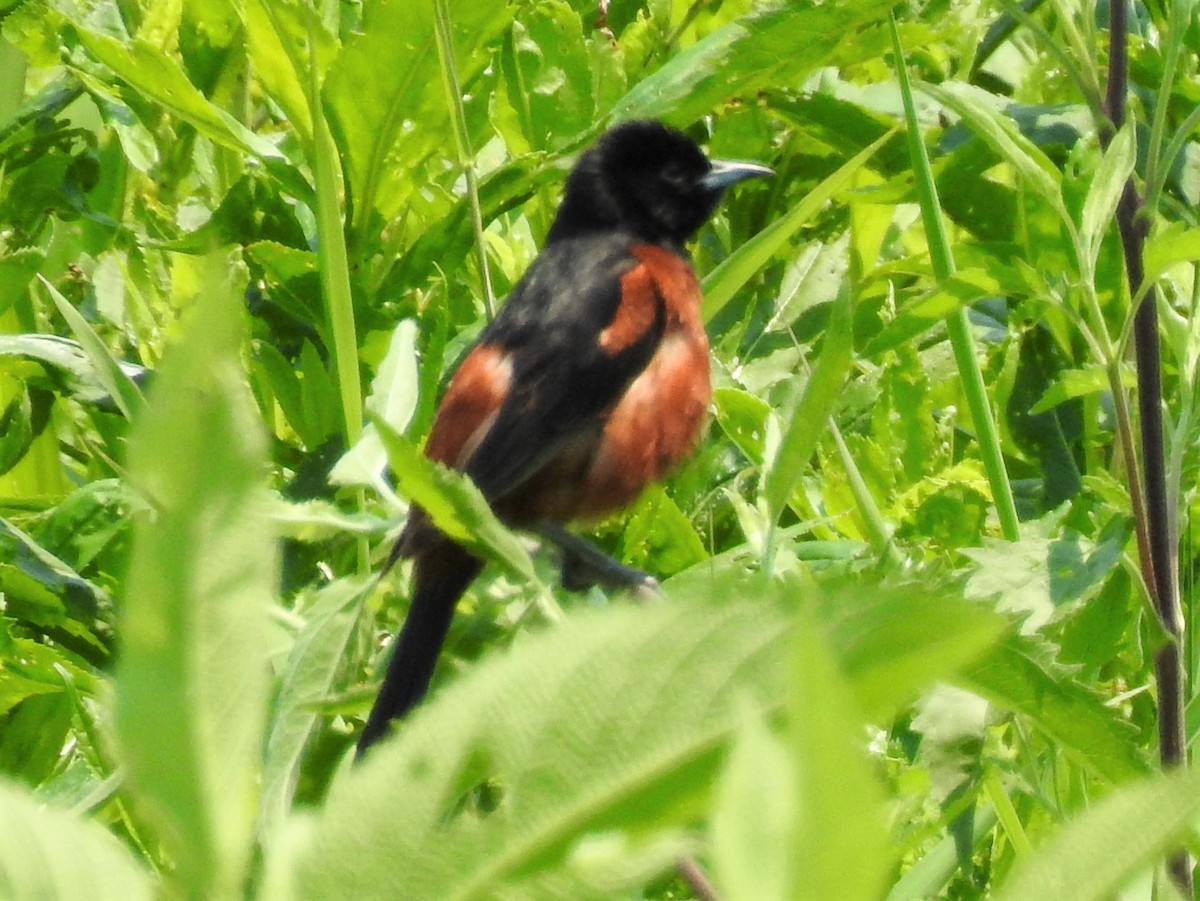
[0,248,45,317]
[612,0,896,125]
[711,709,794,901]
[1078,123,1135,271]
[37,276,144,421]
[919,82,1066,221]
[994,767,1200,901]
[788,605,891,901]
[71,31,287,166]
[281,597,793,900]
[372,417,536,583]
[619,485,707,577]
[0,778,153,900]
[887,805,999,900]
[502,1,598,148]
[702,129,894,322]
[0,334,146,406]
[0,387,34,476]
[116,254,274,898]
[239,0,334,146]
[276,571,995,898]
[761,288,854,522]
[1028,362,1136,415]
[714,387,770,466]
[324,0,511,234]
[308,34,364,451]
[364,318,420,436]
[1143,223,1200,289]
[268,496,389,542]
[0,519,112,642]
[957,637,1147,782]
[821,582,1007,722]
[260,578,368,844]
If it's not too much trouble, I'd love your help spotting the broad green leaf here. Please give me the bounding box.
[260,578,368,843]
[712,709,794,901]
[0,388,33,476]
[297,340,341,445]
[1143,224,1200,289]
[0,778,153,900]
[372,417,536,582]
[0,334,147,406]
[502,1,599,149]
[255,340,315,445]
[240,0,336,146]
[0,519,112,641]
[612,0,896,125]
[703,129,894,322]
[1078,123,1135,271]
[37,276,144,421]
[281,598,792,900]
[994,767,1200,901]
[0,248,44,317]
[714,387,770,466]
[364,318,420,436]
[116,255,274,898]
[761,289,853,521]
[0,619,98,717]
[957,637,1147,782]
[789,605,891,901]
[887,807,999,900]
[962,522,1125,632]
[324,0,510,234]
[619,485,707,577]
[919,82,1066,221]
[71,31,285,165]
[821,582,1007,722]
[269,496,389,542]
[1028,364,1135,415]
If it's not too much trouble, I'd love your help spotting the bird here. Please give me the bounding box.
[356,120,772,757]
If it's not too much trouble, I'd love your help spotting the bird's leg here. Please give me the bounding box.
[536,522,660,598]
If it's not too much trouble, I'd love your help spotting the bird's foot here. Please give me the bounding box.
[537,523,660,599]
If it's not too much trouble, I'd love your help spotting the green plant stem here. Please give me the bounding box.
[1142,0,1186,207]
[433,0,496,319]
[1106,361,1161,612]
[889,13,1020,543]
[306,14,369,573]
[829,420,901,565]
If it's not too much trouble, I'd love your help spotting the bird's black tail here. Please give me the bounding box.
[356,540,483,759]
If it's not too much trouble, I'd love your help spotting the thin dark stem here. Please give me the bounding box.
[677,856,719,901]
[1104,0,1192,893]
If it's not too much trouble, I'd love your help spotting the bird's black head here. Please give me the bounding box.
[546,120,773,248]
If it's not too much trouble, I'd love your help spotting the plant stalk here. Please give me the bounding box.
[1104,0,1191,892]
[433,0,496,319]
[889,14,1021,543]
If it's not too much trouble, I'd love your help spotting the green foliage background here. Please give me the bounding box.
[1,0,1199,898]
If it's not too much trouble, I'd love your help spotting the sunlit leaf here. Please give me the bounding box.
[995,767,1200,901]
[116,255,274,898]
[0,779,153,900]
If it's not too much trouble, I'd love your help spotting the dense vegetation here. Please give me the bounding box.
[1,0,1199,897]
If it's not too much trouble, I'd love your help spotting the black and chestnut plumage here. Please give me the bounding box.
[357,120,772,756]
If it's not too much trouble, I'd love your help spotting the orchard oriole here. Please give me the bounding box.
[357,120,772,757]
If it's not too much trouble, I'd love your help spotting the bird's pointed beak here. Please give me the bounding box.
[702,159,774,191]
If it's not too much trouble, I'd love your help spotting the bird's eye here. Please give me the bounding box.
[660,161,688,187]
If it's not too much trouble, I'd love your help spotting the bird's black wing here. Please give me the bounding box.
[462,233,667,503]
